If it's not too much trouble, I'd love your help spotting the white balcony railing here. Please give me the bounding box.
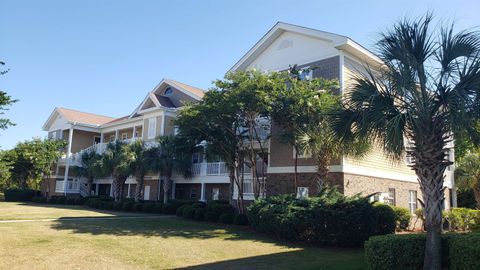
[55,179,81,193]
[207,162,229,176]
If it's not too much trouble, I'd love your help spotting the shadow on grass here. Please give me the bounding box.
[172,249,366,270]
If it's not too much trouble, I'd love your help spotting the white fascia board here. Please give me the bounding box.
[100,119,144,133]
[42,108,61,131]
[163,80,203,100]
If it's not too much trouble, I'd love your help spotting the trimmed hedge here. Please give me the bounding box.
[32,196,47,203]
[194,208,207,221]
[4,189,37,202]
[182,205,196,219]
[219,213,235,224]
[49,195,66,204]
[234,214,249,226]
[373,203,396,235]
[443,208,480,231]
[365,233,480,270]
[247,194,391,247]
[204,211,220,222]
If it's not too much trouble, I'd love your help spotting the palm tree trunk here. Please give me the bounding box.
[112,177,123,202]
[87,177,94,197]
[315,155,329,195]
[413,135,447,270]
[163,176,170,205]
[134,173,144,202]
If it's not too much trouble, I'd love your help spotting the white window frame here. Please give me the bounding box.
[387,188,396,206]
[293,148,312,159]
[121,133,128,140]
[109,135,115,142]
[297,187,309,199]
[212,187,220,200]
[299,67,313,81]
[148,118,157,139]
[408,190,417,214]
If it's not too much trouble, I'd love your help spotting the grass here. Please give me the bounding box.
[0,202,366,270]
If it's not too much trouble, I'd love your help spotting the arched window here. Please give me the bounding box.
[164,87,173,96]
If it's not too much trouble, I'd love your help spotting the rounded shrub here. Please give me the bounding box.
[50,195,67,204]
[219,213,235,224]
[373,203,396,235]
[392,206,412,231]
[113,201,123,211]
[122,201,135,212]
[204,211,220,222]
[163,203,178,215]
[234,214,249,226]
[66,197,76,205]
[143,203,155,213]
[32,196,47,203]
[183,205,196,219]
[153,203,164,214]
[194,208,207,221]
[133,203,144,212]
[176,205,187,217]
[207,203,235,215]
[4,188,37,202]
[74,197,86,205]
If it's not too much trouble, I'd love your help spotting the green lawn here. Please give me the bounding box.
[0,202,366,270]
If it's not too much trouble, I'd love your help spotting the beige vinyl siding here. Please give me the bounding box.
[166,86,198,107]
[71,130,100,153]
[143,116,162,140]
[163,116,175,136]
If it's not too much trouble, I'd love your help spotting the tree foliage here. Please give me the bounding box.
[0,61,17,131]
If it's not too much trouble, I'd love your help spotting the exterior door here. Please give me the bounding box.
[144,185,150,201]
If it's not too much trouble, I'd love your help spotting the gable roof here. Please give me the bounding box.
[229,21,382,72]
[164,79,205,99]
[42,107,116,131]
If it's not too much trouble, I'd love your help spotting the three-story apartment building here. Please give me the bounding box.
[41,22,457,212]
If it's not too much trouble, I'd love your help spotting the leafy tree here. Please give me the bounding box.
[270,66,339,192]
[72,149,103,196]
[297,85,369,193]
[0,150,12,190]
[0,61,17,131]
[5,138,65,189]
[455,149,480,209]
[101,141,134,201]
[153,136,193,204]
[333,15,480,269]
[129,140,158,202]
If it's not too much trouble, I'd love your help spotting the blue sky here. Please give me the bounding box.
[1,0,479,149]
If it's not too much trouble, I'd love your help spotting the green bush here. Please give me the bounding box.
[122,201,135,212]
[65,197,76,205]
[183,205,196,219]
[32,196,47,203]
[142,203,155,213]
[153,203,163,213]
[373,203,396,235]
[194,208,207,221]
[443,208,480,231]
[364,233,480,270]
[234,214,249,226]
[50,195,66,204]
[204,211,220,222]
[392,206,412,231]
[4,189,37,202]
[176,205,188,217]
[247,194,383,247]
[206,203,235,215]
[163,200,195,215]
[133,203,144,212]
[74,197,86,205]
[219,213,235,224]
[113,201,123,211]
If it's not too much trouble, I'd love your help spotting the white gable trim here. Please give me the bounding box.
[229,21,381,72]
[42,108,61,131]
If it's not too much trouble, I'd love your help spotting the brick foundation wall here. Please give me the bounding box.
[265,172,344,196]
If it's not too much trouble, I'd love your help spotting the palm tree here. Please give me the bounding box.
[153,136,193,204]
[129,140,157,202]
[101,141,134,202]
[455,150,480,209]
[334,14,480,269]
[73,149,102,196]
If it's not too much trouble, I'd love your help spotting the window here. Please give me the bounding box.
[134,129,140,138]
[408,190,417,214]
[293,148,312,159]
[405,152,415,166]
[192,152,201,164]
[164,87,173,96]
[93,136,101,144]
[121,133,128,140]
[299,68,313,81]
[148,118,157,139]
[387,188,396,206]
[297,187,309,199]
[212,188,220,200]
[109,135,115,142]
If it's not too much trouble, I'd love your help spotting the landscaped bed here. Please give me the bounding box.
[0,202,366,270]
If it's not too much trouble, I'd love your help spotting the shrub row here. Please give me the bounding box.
[32,195,86,205]
[4,189,38,202]
[247,194,395,247]
[443,208,480,232]
[85,197,197,215]
[177,200,248,226]
[365,233,480,270]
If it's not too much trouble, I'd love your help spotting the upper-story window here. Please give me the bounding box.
[164,87,173,96]
[148,118,157,139]
[299,68,313,81]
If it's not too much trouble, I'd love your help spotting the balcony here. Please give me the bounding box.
[55,179,81,193]
[191,162,255,177]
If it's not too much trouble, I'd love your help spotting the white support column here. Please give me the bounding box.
[100,133,104,143]
[109,183,113,197]
[63,125,74,195]
[127,184,131,198]
[171,181,176,199]
[95,184,99,195]
[115,130,119,141]
[200,183,205,202]
[160,113,165,136]
[133,126,137,139]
